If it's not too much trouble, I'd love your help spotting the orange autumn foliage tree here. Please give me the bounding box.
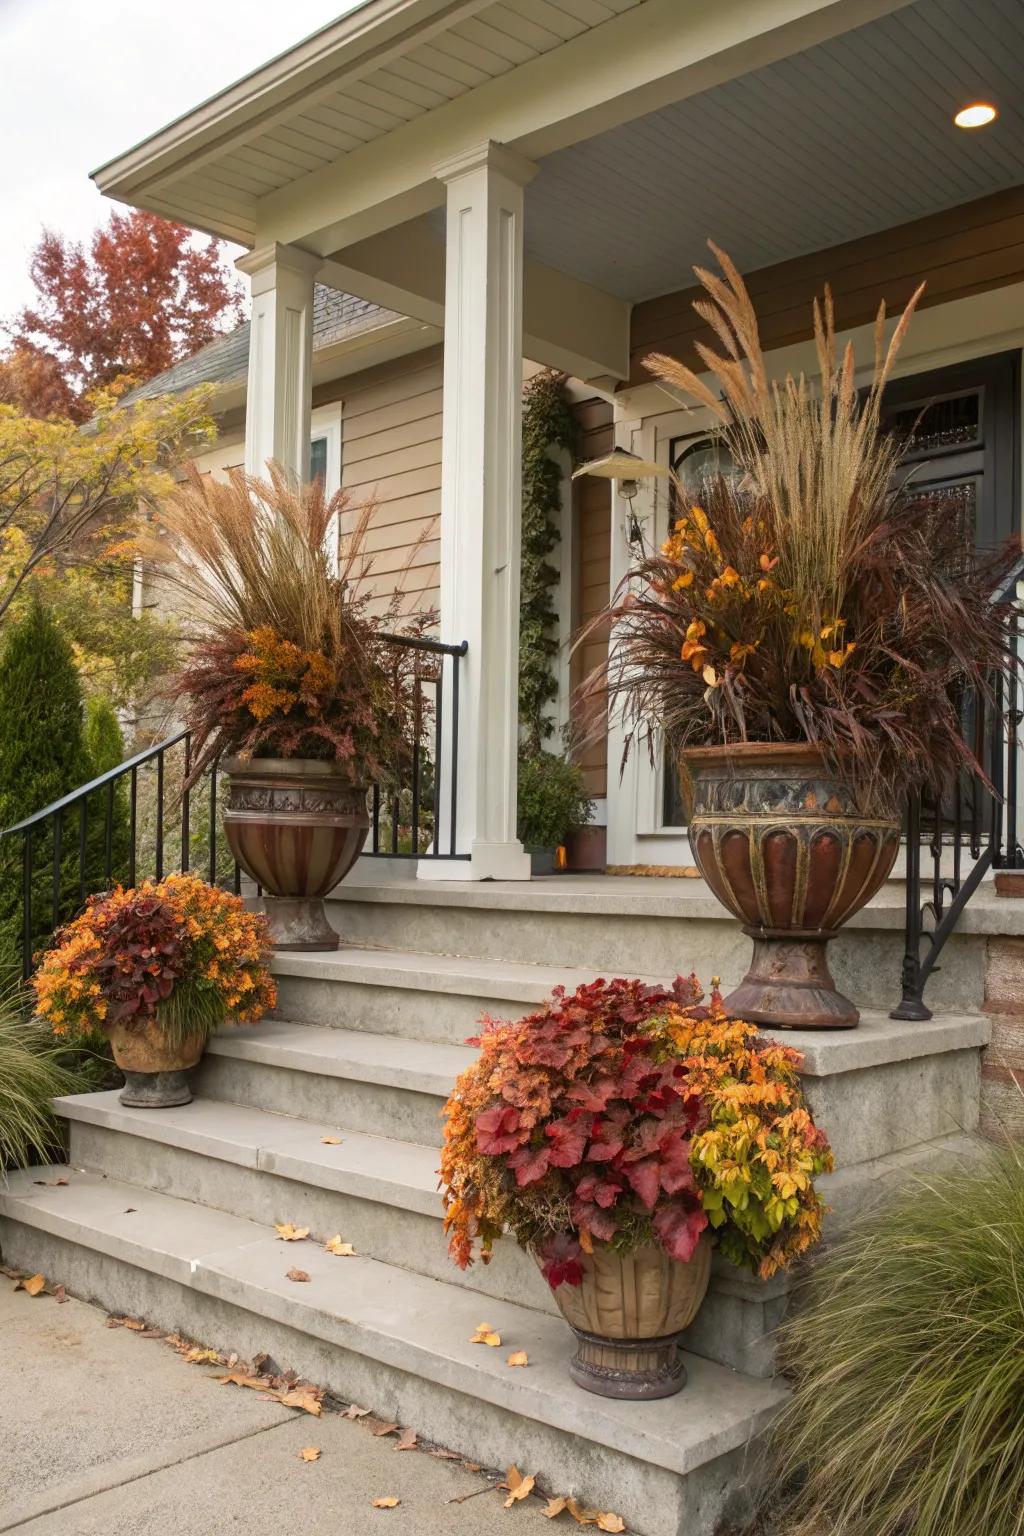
[2,211,243,421]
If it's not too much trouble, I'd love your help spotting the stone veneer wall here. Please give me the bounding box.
[981,937,1024,1140]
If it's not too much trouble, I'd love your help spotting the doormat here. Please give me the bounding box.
[606,864,701,878]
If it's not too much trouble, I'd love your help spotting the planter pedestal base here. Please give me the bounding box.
[119,1070,193,1109]
[725,930,858,1030]
[263,895,340,953]
[568,1326,687,1400]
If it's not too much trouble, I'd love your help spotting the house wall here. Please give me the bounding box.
[629,186,1024,386]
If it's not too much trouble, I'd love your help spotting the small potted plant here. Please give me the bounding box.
[32,872,275,1107]
[577,247,1018,1027]
[517,750,593,875]
[440,975,832,1400]
[156,465,427,951]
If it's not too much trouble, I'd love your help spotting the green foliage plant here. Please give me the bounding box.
[517,750,593,849]
[772,1144,1024,1536]
[519,371,576,752]
[0,984,80,1169]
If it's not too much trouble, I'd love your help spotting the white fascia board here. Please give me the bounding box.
[257,0,912,254]
[93,0,494,202]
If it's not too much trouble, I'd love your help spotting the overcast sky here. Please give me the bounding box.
[0,0,364,325]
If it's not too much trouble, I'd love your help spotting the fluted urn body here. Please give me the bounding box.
[683,743,900,1028]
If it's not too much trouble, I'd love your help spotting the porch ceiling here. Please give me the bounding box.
[524,0,1024,301]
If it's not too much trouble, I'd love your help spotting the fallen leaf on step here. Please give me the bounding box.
[323,1235,356,1256]
[286,1268,310,1283]
[106,1314,145,1329]
[298,1446,321,1462]
[320,1136,343,1145]
[507,1350,529,1368]
[124,1207,137,1214]
[543,1498,569,1520]
[372,1498,401,1509]
[279,1389,322,1416]
[432,1449,461,1460]
[372,1422,400,1437]
[215,1372,268,1390]
[33,1177,68,1186]
[343,1404,372,1419]
[275,1223,310,1242]
[394,1427,417,1451]
[596,1515,625,1532]
[470,1322,501,1347]
[184,1348,221,1365]
[566,1501,599,1526]
[15,1274,46,1297]
[501,1467,537,1508]
[462,1462,482,1473]
[53,1285,68,1304]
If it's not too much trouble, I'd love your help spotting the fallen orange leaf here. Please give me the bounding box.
[16,1274,45,1297]
[372,1422,400,1437]
[507,1350,529,1368]
[320,1136,343,1145]
[543,1498,569,1519]
[343,1404,371,1419]
[372,1497,401,1509]
[215,1372,267,1390]
[286,1268,310,1283]
[394,1427,417,1451]
[596,1516,626,1532]
[324,1235,356,1256]
[470,1322,501,1347]
[502,1467,537,1507]
[275,1223,310,1242]
[298,1446,321,1462]
[184,1347,221,1365]
[279,1390,322,1416]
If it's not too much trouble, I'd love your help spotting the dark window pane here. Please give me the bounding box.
[309,436,328,486]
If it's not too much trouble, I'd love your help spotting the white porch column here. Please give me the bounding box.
[236,242,321,482]
[429,142,535,881]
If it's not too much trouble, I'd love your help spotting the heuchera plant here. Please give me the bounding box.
[33,872,276,1049]
[440,976,833,1285]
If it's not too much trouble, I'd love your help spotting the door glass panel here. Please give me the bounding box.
[309,435,328,486]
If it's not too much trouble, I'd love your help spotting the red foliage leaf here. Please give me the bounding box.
[544,1117,589,1169]
[653,1199,709,1263]
[475,1105,523,1156]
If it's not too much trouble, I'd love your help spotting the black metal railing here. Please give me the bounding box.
[1,635,468,980]
[892,559,1024,1019]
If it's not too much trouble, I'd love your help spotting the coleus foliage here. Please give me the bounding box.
[440,976,834,1286]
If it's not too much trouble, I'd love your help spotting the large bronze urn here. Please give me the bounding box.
[683,743,900,1029]
[222,757,369,952]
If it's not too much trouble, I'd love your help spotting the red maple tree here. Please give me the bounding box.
[2,210,245,420]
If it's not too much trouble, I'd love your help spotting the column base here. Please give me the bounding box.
[416,840,532,881]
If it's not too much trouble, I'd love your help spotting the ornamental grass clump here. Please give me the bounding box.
[0,985,81,1169]
[32,871,276,1047]
[152,464,431,787]
[770,1145,1024,1536]
[578,245,1019,800]
[440,976,832,1287]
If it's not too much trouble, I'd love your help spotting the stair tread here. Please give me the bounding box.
[0,1165,788,1478]
[56,1090,442,1216]
[207,1019,475,1095]
[271,944,666,1001]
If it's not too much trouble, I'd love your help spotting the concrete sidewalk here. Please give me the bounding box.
[0,1283,559,1535]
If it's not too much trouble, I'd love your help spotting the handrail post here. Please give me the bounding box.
[891,790,933,1021]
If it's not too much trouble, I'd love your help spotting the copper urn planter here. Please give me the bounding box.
[684,743,900,1029]
[535,1239,712,1400]
[222,757,369,952]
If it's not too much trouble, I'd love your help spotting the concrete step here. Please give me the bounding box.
[326,876,996,1014]
[203,1006,989,1172]
[270,946,640,1045]
[197,1020,476,1144]
[0,1167,787,1536]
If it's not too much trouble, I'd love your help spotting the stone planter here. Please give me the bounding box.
[683,742,900,1029]
[535,1239,712,1400]
[222,757,369,952]
[108,1017,205,1108]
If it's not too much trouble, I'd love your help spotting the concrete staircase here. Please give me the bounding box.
[0,876,993,1536]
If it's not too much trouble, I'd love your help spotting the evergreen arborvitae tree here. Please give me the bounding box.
[0,602,127,976]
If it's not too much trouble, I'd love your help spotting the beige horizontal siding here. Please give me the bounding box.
[339,347,444,620]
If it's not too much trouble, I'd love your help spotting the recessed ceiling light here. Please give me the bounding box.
[955,102,998,129]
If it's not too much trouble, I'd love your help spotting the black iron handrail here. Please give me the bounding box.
[2,634,469,979]
[892,554,1024,1019]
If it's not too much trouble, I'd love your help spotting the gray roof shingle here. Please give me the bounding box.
[123,287,395,404]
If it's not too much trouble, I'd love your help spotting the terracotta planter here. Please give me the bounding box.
[684,742,900,1029]
[535,1239,712,1399]
[108,1017,205,1108]
[222,757,369,952]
